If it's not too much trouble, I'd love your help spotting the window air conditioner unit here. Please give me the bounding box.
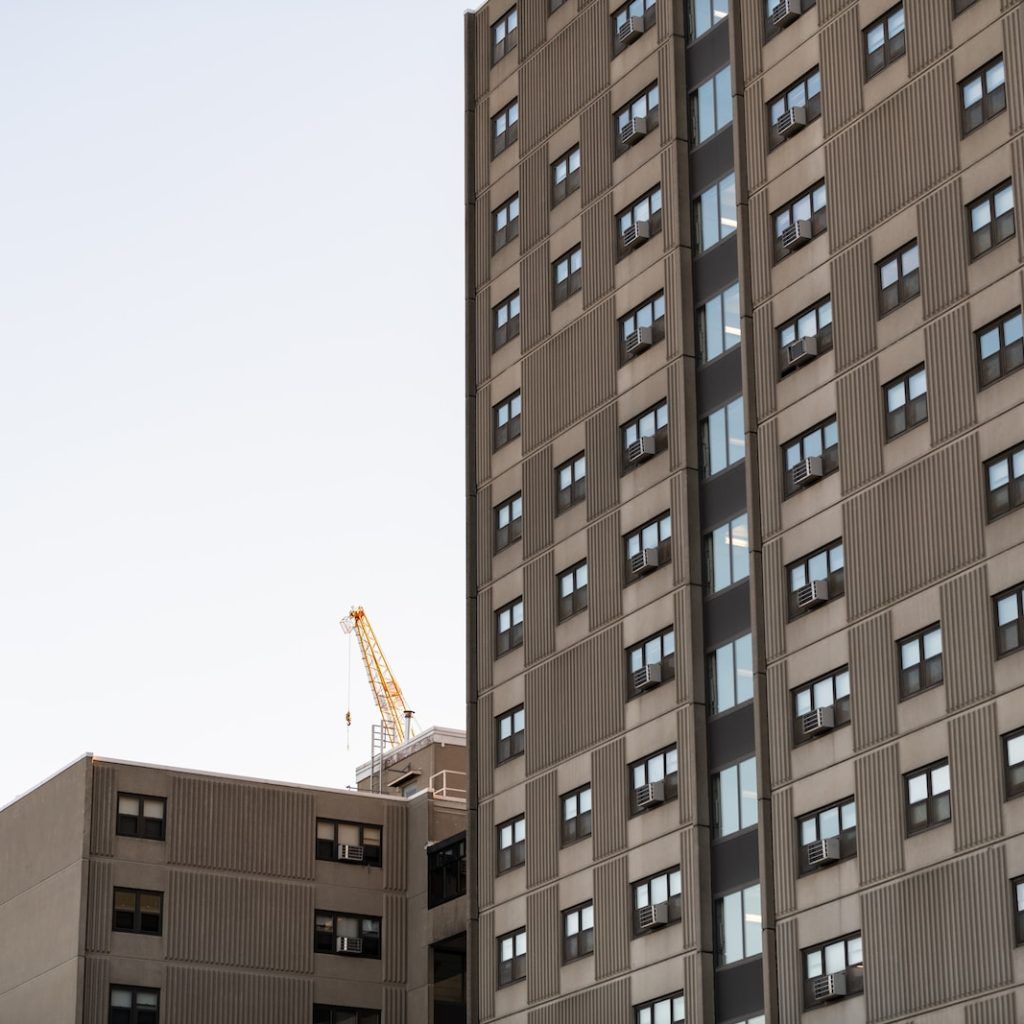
[630,547,660,575]
[805,836,841,868]
[635,780,666,809]
[796,578,829,609]
[619,116,648,147]
[775,104,807,138]
[627,435,657,464]
[618,16,645,45]
[633,663,662,691]
[783,334,819,369]
[337,843,365,863]
[792,456,824,488]
[800,705,835,738]
[812,972,847,1003]
[781,219,813,252]
[625,326,654,355]
[637,902,669,931]
[770,0,801,28]
[336,936,364,955]
[621,219,651,250]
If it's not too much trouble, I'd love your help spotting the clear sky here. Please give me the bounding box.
[0,0,474,808]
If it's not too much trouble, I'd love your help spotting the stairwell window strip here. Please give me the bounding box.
[698,282,741,363]
[700,397,745,477]
[691,65,732,145]
[709,633,753,714]
[713,757,757,837]
[715,884,762,965]
[688,0,727,41]
[705,513,749,593]
[695,172,737,253]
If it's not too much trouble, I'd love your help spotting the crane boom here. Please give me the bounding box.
[340,606,415,748]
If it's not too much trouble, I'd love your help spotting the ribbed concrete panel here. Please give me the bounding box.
[1006,9,1024,134]
[668,359,688,472]
[523,445,555,558]
[749,188,771,306]
[657,42,677,144]
[473,14,490,103]
[527,884,560,1001]
[776,918,801,1023]
[862,846,1012,1021]
[831,238,876,372]
[665,249,688,360]
[478,587,494,695]
[918,180,968,320]
[583,195,615,308]
[588,513,624,630]
[950,703,1004,852]
[925,305,976,445]
[661,148,678,251]
[967,993,1017,1024]
[738,0,762,81]
[526,978,630,1024]
[767,661,791,787]
[758,418,782,539]
[383,986,406,1024]
[526,625,625,775]
[476,285,491,388]
[592,738,628,860]
[522,299,616,453]
[167,776,314,880]
[383,803,407,892]
[850,611,898,752]
[478,691,495,800]
[837,359,884,495]
[83,957,111,1024]
[1014,137,1024,265]
[519,0,548,58]
[905,0,951,75]
[519,4,609,151]
[680,827,701,951]
[752,303,775,421]
[678,706,697,828]
[656,0,676,39]
[90,761,116,856]
[479,800,495,910]
[585,405,620,521]
[521,147,551,253]
[820,8,863,137]
[745,77,766,192]
[826,61,958,248]
[522,243,552,351]
[682,952,705,1024]
[476,187,491,287]
[581,94,612,206]
[480,910,496,1021]
[164,966,311,1024]
[673,588,693,705]
[165,871,313,974]
[478,484,494,586]
[855,744,905,886]
[594,855,630,979]
[844,435,984,619]
[670,472,690,587]
[477,382,493,483]
[475,99,491,195]
[383,892,407,983]
[820,0,857,18]
[525,550,556,666]
[941,565,996,713]
[762,539,785,663]
[85,859,111,954]
[526,771,559,888]
[772,787,796,916]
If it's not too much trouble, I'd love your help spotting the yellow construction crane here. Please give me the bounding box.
[340,606,415,750]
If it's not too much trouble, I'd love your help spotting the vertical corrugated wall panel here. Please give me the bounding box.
[478,691,495,800]
[594,855,630,979]
[474,15,490,103]
[745,77,766,192]
[383,891,407,983]
[476,284,492,388]
[526,978,631,1023]
[383,986,406,1024]
[525,550,556,666]
[164,967,311,1024]
[918,180,968,320]
[658,42,678,145]
[1014,136,1024,265]
[680,827,701,950]
[476,188,492,287]
[85,859,111,953]
[941,565,996,712]
[520,0,548,58]
[477,382,493,482]
[831,238,877,373]
[670,472,690,587]
[478,587,494,694]
[660,147,678,251]
[522,243,552,350]
[849,611,898,752]
[475,99,491,195]
[949,703,1004,852]
[967,993,1018,1024]
[1005,8,1024,135]
[521,147,551,253]
[762,539,785,662]
[668,359,688,471]
[837,358,884,494]
[820,9,863,137]
[905,0,952,75]
[820,0,858,14]
[925,304,976,445]
[738,0,762,81]
[526,770,559,887]
[527,884,561,1001]
[752,302,775,420]
[854,744,905,885]
[775,918,801,1023]
[665,249,689,360]
[772,787,796,916]
[581,94,613,206]
[587,513,624,629]
[682,952,706,1024]
[674,587,694,704]
[757,418,781,539]
[592,738,628,860]
[384,803,407,892]
[478,484,494,586]
[678,706,697,827]
[523,445,555,558]
[89,762,116,856]
[83,957,112,1024]
[480,910,496,1021]
[583,195,615,307]
[767,661,791,787]
[479,800,495,910]
[748,188,771,306]
[585,405,620,520]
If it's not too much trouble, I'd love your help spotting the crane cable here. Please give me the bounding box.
[345,628,353,750]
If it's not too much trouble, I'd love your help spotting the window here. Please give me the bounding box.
[493,291,520,350]
[495,493,523,551]
[1005,730,1024,799]
[563,901,594,962]
[493,193,520,252]
[961,57,1006,135]
[987,442,1024,520]
[996,583,1024,656]
[977,308,1023,387]
[314,1009,379,1024]
[787,540,844,619]
[109,987,159,1024]
[116,794,165,841]
[620,292,666,362]
[613,0,657,54]
[954,0,979,12]
[699,397,745,477]
[627,627,676,695]
[905,759,951,835]
[112,889,162,935]
[783,417,838,496]
[630,746,679,814]
[553,244,583,305]
[494,390,521,449]
[632,867,682,933]
[767,67,821,149]
[622,399,669,469]
[316,820,382,865]
[691,65,732,145]
[968,181,1015,259]
[709,633,753,714]
[498,927,526,986]
[884,365,927,439]
[766,0,816,38]
[793,667,851,741]
[698,282,741,363]
[864,4,905,79]
[492,6,518,63]
[1014,878,1024,944]
[624,512,672,579]
[704,514,749,593]
[773,181,827,262]
[428,833,466,908]
[496,597,524,655]
[877,241,920,316]
[492,99,519,157]
[798,798,857,872]
[497,814,526,872]
[898,624,943,699]
[552,144,581,205]
[615,83,661,156]
[715,884,762,965]
[497,705,525,762]
[712,757,757,837]
[635,994,686,1024]
[803,934,863,1008]
[689,0,727,40]
[778,296,833,372]
[556,453,587,512]
[695,173,736,253]
[562,784,592,844]
[558,561,589,621]
[551,0,567,10]
[617,186,663,258]
[315,911,381,958]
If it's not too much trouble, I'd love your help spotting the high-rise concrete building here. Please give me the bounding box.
[464,1,1024,1022]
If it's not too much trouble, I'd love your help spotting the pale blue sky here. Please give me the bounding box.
[0,1,473,807]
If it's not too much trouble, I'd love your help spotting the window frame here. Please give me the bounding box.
[496,705,525,763]
[492,98,519,158]
[797,797,857,873]
[115,793,166,841]
[109,986,160,1024]
[495,597,525,656]
[703,513,750,594]
[786,539,845,620]
[976,307,1023,388]
[960,55,1006,136]
[561,784,593,846]
[621,398,669,471]
[493,390,522,450]
[562,900,595,962]
[765,0,816,40]
[712,756,758,839]
[634,993,686,1024]
[904,758,952,836]
[623,511,672,581]
[708,632,753,715]
[497,927,527,987]
[557,559,589,621]
[690,64,733,146]
[492,193,521,253]
[497,813,526,873]
[626,626,676,698]
[968,180,1015,260]
[629,745,679,815]
[313,1008,380,1024]
[772,180,827,262]
[112,888,163,936]
[782,415,839,497]
[802,933,864,1009]
[631,866,682,935]
[714,883,762,966]
[883,364,928,440]
[1014,877,1024,945]
[315,819,383,865]
[552,244,583,305]
[612,0,657,55]
[688,0,727,41]
[619,291,667,363]
[493,291,521,351]
[697,281,741,364]
[876,240,920,317]
[995,583,1024,657]
[694,172,737,254]
[494,492,523,552]
[897,623,943,700]
[552,144,581,206]
[427,832,467,908]
[863,3,905,80]
[767,66,822,149]
[793,666,851,743]
[614,82,661,157]
[699,396,745,479]
[777,295,833,374]
[985,441,1024,521]
[314,910,382,958]
[556,452,587,513]
[491,6,518,64]
[617,185,664,259]
[1004,729,1024,800]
